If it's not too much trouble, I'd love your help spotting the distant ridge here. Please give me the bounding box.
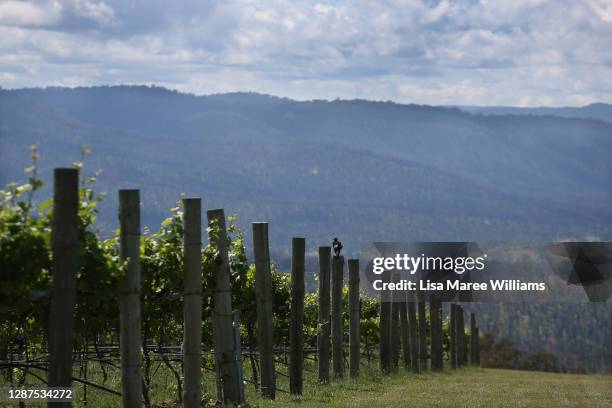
[7,84,609,113]
[457,103,612,124]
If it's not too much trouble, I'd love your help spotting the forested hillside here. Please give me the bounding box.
[1,86,610,372]
[459,103,612,124]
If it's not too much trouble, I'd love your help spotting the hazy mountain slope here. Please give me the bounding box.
[2,86,611,251]
[458,103,612,124]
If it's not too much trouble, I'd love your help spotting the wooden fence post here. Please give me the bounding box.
[233,311,246,402]
[379,271,391,374]
[407,294,419,374]
[475,328,480,365]
[399,301,410,369]
[118,189,143,408]
[390,275,400,371]
[470,313,477,366]
[252,222,276,399]
[317,247,331,383]
[182,198,202,407]
[48,168,79,408]
[430,297,443,371]
[460,305,466,366]
[348,259,360,378]
[331,256,344,379]
[417,296,428,371]
[459,306,466,366]
[458,306,464,366]
[450,304,457,369]
[290,237,305,394]
[208,209,241,404]
[391,302,400,371]
[455,305,463,366]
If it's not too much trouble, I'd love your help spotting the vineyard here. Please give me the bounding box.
[0,148,607,407]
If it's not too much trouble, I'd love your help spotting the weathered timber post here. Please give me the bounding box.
[379,271,391,374]
[348,259,360,378]
[48,168,79,408]
[233,311,246,402]
[464,310,469,366]
[391,302,400,371]
[208,209,241,404]
[390,275,401,371]
[455,306,463,366]
[417,296,428,371]
[331,255,344,379]
[429,297,443,371]
[399,301,410,369]
[182,198,202,407]
[290,238,305,394]
[458,306,466,366]
[455,305,464,367]
[470,313,477,366]
[450,304,457,369]
[474,327,480,365]
[118,189,143,408]
[252,222,276,399]
[317,246,331,383]
[407,293,419,373]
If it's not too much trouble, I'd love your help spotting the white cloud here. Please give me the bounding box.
[0,1,62,27]
[0,0,611,106]
[71,0,116,28]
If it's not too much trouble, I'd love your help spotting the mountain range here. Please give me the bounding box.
[458,103,612,124]
[1,86,611,258]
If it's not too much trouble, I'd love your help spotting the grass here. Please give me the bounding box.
[252,366,612,408]
[1,360,611,407]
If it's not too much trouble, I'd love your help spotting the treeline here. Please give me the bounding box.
[479,332,560,373]
[469,302,611,373]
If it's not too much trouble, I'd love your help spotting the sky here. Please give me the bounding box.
[0,0,611,106]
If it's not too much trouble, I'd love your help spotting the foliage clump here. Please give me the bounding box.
[0,148,385,398]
